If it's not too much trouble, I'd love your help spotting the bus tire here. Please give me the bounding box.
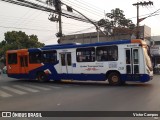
[108,72,121,86]
[37,72,48,82]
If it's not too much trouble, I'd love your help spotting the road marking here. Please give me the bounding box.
[0,90,12,97]
[1,86,27,95]
[45,85,62,89]
[13,85,39,93]
[24,84,51,91]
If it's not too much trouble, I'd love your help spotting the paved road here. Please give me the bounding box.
[0,74,160,120]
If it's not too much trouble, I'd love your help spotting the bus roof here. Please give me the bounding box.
[6,39,146,53]
[6,49,28,54]
[39,39,132,51]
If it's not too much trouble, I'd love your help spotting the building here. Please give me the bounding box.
[150,36,160,73]
[151,36,160,45]
[60,25,151,44]
[139,25,151,40]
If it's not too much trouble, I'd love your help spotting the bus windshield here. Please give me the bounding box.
[143,47,153,71]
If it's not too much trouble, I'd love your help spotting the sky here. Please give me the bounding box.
[0,0,160,45]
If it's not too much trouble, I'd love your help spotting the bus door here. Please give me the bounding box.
[59,52,72,74]
[125,48,139,80]
[19,55,28,74]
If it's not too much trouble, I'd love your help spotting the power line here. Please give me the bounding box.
[63,22,92,27]
[66,26,95,34]
[0,0,99,35]
[17,11,43,28]
[0,9,34,37]
[0,25,53,32]
[0,0,98,23]
[35,0,47,4]
[62,1,103,19]
[73,0,104,13]
[62,0,104,18]
[0,15,92,28]
[0,15,92,30]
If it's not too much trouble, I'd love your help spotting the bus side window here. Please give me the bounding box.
[8,53,17,64]
[61,54,65,66]
[96,46,118,61]
[36,53,42,63]
[76,47,95,62]
[42,50,57,63]
[133,49,139,64]
[67,54,71,66]
[29,52,42,63]
[126,50,130,64]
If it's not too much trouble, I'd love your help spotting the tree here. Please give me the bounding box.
[0,31,45,64]
[98,8,135,35]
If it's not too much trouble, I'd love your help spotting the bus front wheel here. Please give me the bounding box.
[108,72,121,86]
[37,72,48,82]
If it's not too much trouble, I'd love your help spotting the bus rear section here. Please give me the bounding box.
[6,49,42,79]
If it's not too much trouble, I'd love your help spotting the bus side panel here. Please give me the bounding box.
[7,64,20,74]
[121,74,151,82]
[59,73,106,81]
[27,63,43,79]
[7,74,29,79]
[7,64,43,79]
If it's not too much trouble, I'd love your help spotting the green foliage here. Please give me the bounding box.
[98,8,135,34]
[0,31,45,64]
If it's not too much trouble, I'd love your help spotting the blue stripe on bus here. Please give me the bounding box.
[58,73,106,81]
[29,61,60,80]
[121,74,151,82]
[28,48,42,52]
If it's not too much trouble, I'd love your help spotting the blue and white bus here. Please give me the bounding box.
[6,39,153,85]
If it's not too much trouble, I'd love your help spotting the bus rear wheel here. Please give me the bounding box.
[108,72,122,86]
[37,72,48,82]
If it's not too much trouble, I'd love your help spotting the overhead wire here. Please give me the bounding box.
[66,26,95,34]
[73,0,104,13]
[0,25,53,32]
[0,0,97,24]
[63,22,92,27]
[0,0,99,27]
[0,9,34,38]
[62,0,104,19]
[0,14,92,31]
[13,0,45,28]
[34,0,47,4]
[4,0,160,40]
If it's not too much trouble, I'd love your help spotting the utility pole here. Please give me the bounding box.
[47,0,62,39]
[54,0,62,38]
[47,0,107,43]
[133,1,153,39]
